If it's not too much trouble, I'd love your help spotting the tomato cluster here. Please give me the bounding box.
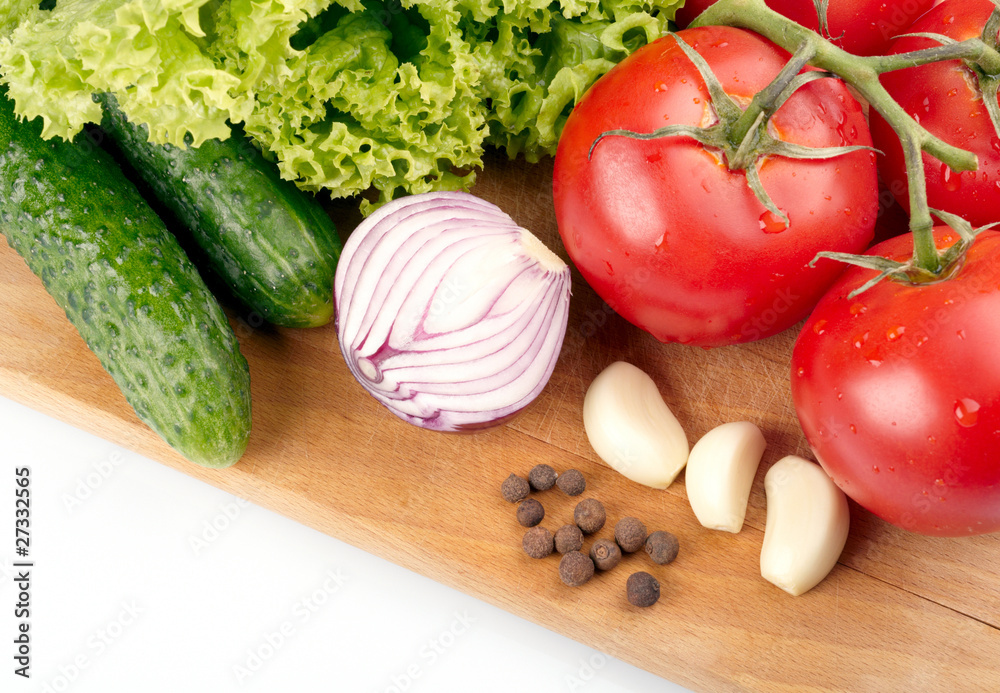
[553,0,1000,536]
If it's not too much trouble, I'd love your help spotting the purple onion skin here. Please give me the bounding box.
[334,192,571,432]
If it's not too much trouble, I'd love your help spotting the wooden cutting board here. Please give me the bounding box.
[2,151,998,692]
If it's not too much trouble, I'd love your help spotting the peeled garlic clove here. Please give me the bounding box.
[582,361,688,489]
[686,422,766,533]
[760,455,850,596]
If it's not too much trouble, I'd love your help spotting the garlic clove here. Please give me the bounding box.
[760,455,850,596]
[582,361,689,489]
[686,421,766,533]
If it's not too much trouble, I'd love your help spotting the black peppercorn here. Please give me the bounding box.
[555,468,586,496]
[645,531,679,565]
[501,474,530,503]
[559,551,595,587]
[528,464,558,491]
[522,526,554,559]
[589,538,621,571]
[626,571,660,607]
[516,498,545,527]
[574,498,606,534]
[554,524,584,554]
[614,517,648,553]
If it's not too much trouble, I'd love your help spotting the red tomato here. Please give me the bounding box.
[675,0,935,56]
[792,229,1000,536]
[553,27,877,346]
[870,0,1000,228]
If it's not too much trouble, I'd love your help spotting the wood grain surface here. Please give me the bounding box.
[2,150,998,692]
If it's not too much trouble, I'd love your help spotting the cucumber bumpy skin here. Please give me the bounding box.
[0,94,251,468]
[100,95,341,328]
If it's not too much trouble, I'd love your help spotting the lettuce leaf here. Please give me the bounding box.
[0,0,681,208]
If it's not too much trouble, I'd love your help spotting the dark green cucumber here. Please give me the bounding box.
[0,94,251,469]
[99,95,341,328]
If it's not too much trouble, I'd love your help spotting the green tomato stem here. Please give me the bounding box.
[727,42,816,157]
[690,0,978,273]
[873,39,1000,75]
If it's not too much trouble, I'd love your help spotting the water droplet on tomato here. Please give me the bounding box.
[849,302,868,316]
[759,209,787,233]
[813,319,828,335]
[837,392,843,400]
[944,14,955,24]
[955,398,981,427]
[889,466,895,472]
[928,435,937,444]
[948,88,959,97]
[886,325,906,341]
[872,465,880,473]
[941,164,962,192]
[850,424,857,434]
[956,329,966,340]
[867,356,883,367]
[796,366,805,377]
[655,82,668,92]
[853,331,869,348]
[916,335,929,347]
[693,97,701,104]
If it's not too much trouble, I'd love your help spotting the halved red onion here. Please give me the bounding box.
[334,191,572,431]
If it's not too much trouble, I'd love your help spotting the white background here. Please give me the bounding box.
[0,395,692,693]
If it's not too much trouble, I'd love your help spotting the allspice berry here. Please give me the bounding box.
[574,498,606,534]
[554,524,584,554]
[589,538,621,571]
[517,498,545,527]
[556,468,586,496]
[626,571,660,607]
[559,551,595,587]
[645,530,680,565]
[501,474,530,503]
[528,463,558,491]
[522,526,554,559]
[615,517,648,553]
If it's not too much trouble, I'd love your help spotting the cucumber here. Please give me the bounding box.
[0,94,251,469]
[99,95,341,328]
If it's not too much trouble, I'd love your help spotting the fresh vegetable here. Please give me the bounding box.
[694,0,1000,535]
[99,95,341,328]
[792,227,1000,536]
[685,422,766,533]
[0,94,251,468]
[0,0,682,212]
[675,0,935,56]
[582,361,689,488]
[334,191,571,431]
[870,0,1000,228]
[760,455,849,596]
[553,27,878,346]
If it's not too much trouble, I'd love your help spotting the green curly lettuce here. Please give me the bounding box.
[0,0,681,209]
